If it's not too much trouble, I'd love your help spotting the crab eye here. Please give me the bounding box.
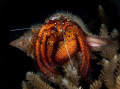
[48,20,55,24]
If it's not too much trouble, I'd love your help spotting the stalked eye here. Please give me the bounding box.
[48,20,55,24]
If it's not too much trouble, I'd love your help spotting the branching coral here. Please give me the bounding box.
[90,80,102,89]
[22,72,54,89]
[22,54,120,89]
[98,55,120,89]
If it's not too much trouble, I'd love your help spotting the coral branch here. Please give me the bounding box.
[90,80,102,89]
[23,72,53,89]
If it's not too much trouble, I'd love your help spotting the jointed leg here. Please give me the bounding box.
[38,24,55,37]
[47,35,57,66]
[73,26,89,76]
[35,24,56,77]
[35,38,50,76]
[40,32,59,74]
[82,45,90,78]
[76,31,86,74]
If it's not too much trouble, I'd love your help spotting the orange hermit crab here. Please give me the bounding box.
[10,12,110,78]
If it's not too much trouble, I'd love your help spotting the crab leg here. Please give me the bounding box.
[73,25,90,76]
[38,24,55,37]
[47,35,57,66]
[40,32,59,74]
[35,24,57,76]
[35,38,50,76]
[83,45,90,78]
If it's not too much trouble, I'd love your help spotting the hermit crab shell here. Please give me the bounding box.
[9,26,41,59]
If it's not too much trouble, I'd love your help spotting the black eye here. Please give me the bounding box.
[48,20,55,24]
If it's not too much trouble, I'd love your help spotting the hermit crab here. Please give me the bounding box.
[10,12,111,78]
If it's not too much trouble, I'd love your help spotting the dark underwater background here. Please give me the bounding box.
[0,0,120,89]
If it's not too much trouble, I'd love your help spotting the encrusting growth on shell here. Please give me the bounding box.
[9,24,42,59]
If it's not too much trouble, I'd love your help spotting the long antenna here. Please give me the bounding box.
[10,28,42,31]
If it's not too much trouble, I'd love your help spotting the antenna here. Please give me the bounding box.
[10,28,42,31]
